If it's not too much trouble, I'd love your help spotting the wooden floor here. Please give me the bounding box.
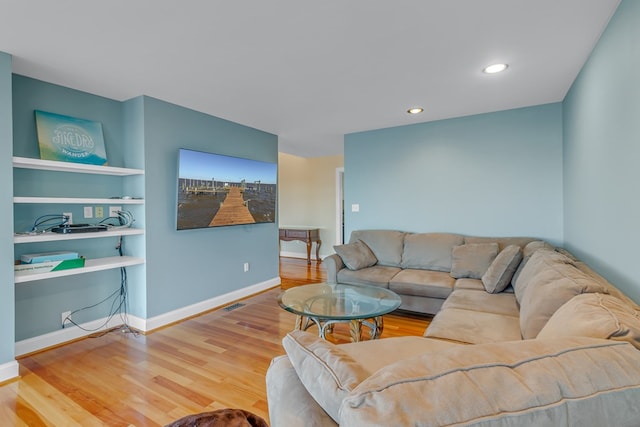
[0,257,431,426]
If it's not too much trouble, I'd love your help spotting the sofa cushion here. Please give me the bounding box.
[424,307,521,344]
[339,336,464,373]
[333,240,377,271]
[388,269,455,299]
[519,260,609,339]
[339,338,640,427]
[482,245,523,293]
[282,331,369,423]
[453,277,485,291]
[337,265,400,288]
[400,233,464,271]
[441,289,520,317]
[266,356,337,427]
[538,293,640,349]
[349,230,405,267]
[572,259,640,310]
[512,248,573,304]
[450,243,499,279]
[464,235,535,250]
[511,241,556,292]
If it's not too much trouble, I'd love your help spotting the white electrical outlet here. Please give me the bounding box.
[244,262,250,272]
[83,206,93,218]
[63,212,73,224]
[61,311,72,328]
[109,206,122,217]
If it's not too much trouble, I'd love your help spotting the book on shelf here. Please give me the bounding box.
[14,257,86,276]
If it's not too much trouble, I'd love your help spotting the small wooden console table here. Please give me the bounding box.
[279,227,322,264]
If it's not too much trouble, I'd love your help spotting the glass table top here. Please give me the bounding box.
[277,283,401,320]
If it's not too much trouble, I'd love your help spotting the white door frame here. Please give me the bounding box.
[335,167,344,245]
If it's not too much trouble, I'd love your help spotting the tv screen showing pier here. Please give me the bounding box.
[176,148,277,230]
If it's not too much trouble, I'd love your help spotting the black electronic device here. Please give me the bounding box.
[51,223,109,234]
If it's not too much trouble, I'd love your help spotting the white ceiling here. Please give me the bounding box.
[0,0,620,157]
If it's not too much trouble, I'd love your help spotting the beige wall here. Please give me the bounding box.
[278,152,344,260]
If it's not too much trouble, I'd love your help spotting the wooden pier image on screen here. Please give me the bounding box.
[209,187,256,226]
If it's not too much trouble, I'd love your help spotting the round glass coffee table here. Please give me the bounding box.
[277,283,402,342]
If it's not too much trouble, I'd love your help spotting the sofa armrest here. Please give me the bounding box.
[324,254,344,284]
[266,355,338,427]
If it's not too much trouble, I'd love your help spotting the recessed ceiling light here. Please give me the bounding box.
[407,107,424,114]
[483,63,509,74]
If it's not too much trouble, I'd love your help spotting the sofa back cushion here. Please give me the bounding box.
[511,240,555,286]
[450,243,499,279]
[464,235,536,251]
[512,248,573,304]
[571,258,640,310]
[400,232,464,271]
[519,258,609,339]
[349,230,405,267]
[340,338,640,426]
[537,293,640,349]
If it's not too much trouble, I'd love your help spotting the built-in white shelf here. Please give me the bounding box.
[14,196,144,205]
[12,157,144,176]
[14,228,144,244]
[14,256,145,283]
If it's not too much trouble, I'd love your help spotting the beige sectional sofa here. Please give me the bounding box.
[324,230,536,314]
[266,230,640,426]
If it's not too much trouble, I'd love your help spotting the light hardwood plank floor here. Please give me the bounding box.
[0,257,431,426]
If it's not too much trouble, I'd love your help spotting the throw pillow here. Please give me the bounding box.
[537,293,640,349]
[333,240,377,271]
[450,243,499,279]
[282,331,370,423]
[481,245,523,293]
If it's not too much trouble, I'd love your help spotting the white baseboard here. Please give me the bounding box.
[139,276,281,332]
[15,277,281,356]
[15,314,126,357]
[280,250,325,260]
[0,360,19,383]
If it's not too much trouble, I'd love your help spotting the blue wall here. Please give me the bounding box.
[344,103,564,243]
[9,76,279,341]
[563,0,640,303]
[0,52,15,366]
[141,96,279,318]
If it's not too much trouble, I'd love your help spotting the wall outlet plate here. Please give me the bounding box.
[61,311,71,328]
[63,212,73,224]
[109,206,122,218]
[95,206,104,218]
[83,206,93,218]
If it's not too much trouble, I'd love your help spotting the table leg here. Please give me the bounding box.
[306,241,312,264]
[315,239,322,263]
[294,315,303,331]
[349,320,362,342]
[370,316,384,339]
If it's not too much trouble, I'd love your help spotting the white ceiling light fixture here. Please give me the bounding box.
[483,63,509,74]
[407,107,424,114]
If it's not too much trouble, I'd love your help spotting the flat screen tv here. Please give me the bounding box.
[176,148,277,230]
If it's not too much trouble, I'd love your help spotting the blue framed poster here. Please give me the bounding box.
[35,110,108,165]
